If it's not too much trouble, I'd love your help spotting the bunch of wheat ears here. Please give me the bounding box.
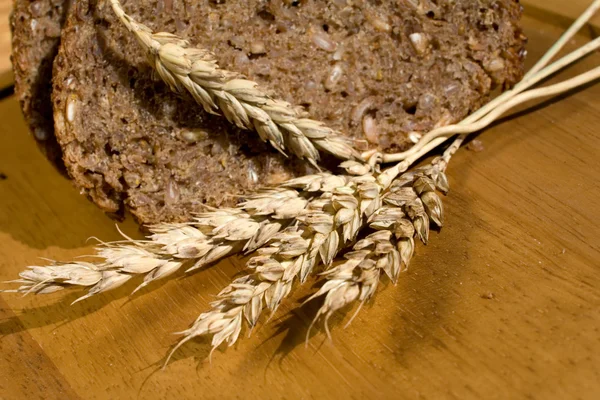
[3,0,600,366]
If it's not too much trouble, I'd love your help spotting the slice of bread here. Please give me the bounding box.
[50,0,525,224]
[11,0,70,167]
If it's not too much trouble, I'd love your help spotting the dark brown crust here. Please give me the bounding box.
[10,0,70,168]
[52,0,526,225]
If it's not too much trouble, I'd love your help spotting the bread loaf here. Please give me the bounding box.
[11,0,70,167]
[14,0,526,224]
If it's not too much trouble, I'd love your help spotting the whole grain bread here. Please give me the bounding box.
[51,0,525,225]
[11,0,70,167]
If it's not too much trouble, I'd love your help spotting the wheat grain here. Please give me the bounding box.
[108,0,360,166]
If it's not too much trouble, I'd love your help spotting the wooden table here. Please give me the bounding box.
[1,2,599,399]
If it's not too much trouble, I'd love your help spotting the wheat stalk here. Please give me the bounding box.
[108,0,360,166]
[374,60,600,163]
[375,0,600,163]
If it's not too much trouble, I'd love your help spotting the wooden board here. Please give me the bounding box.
[1,5,600,400]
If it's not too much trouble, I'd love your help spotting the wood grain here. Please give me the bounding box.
[1,6,600,400]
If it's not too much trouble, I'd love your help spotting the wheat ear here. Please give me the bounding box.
[1,163,381,302]
[108,0,360,166]
[307,160,448,335]
[163,163,387,363]
[163,160,447,364]
[1,188,312,302]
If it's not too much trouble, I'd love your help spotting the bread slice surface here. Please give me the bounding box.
[51,0,526,224]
